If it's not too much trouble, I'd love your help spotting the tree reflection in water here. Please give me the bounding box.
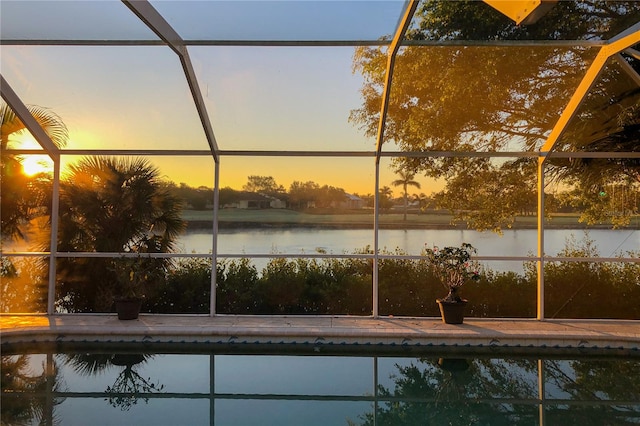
[0,354,66,425]
[64,352,164,411]
[2,350,639,425]
[353,356,640,426]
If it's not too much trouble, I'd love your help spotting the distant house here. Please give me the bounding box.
[264,194,287,209]
[223,191,285,209]
[339,193,365,209]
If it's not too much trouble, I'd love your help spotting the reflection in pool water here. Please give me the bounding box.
[1,346,639,425]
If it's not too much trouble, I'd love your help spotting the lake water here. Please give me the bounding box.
[177,228,639,259]
[172,228,639,275]
[4,346,639,425]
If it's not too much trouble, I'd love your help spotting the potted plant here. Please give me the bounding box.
[112,255,161,320]
[424,242,480,324]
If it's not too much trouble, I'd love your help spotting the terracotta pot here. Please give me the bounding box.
[436,299,467,324]
[115,298,142,320]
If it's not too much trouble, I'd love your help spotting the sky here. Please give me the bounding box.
[4,43,433,196]
[1,1,444,196]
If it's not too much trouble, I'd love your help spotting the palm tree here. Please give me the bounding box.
[378,186,394,211]
[414,192,430,213]
[1,355,66,425]
[391,169,421,221]
[0,102,68,241]
[55,156,185,312]
[63,352,162,411]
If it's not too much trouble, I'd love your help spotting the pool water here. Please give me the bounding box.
[2,345,639,425]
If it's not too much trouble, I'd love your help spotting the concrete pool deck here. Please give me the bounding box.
[1,315,639,354]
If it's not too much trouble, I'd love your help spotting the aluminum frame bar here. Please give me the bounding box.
[372,0,418,318]
[374,0,419,161]
[540,24,640,156]
[535,23,639,321]
[614,53,640,86]
[122,0,220,163]
[0,75,60,158]
[625,47,640,61]
[5,149,640,158]
[373,161,380,317]
[210,161,220,317]
[47,161,61,314]
[0,39,603,48]
[536,158,545,320]
[1,75,62,315]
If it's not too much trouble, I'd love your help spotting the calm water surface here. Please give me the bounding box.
[4,348,639,425]
[178,228,639,258]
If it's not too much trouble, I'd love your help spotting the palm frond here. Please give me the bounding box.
[0,102,68,149]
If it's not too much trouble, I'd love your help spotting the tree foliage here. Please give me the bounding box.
[0,354,65,425]
[350,1,640,231]
[352,355,640,426]
[54,156,185,312]
[288,180,347,209]
[1,256,48,313]
[1,102,68,241]
[434,158,538,232]
[242,175,285,195]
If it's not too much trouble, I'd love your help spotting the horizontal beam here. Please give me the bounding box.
[3,251,637,263]
[5,149,639,158]
[0,39,603,48]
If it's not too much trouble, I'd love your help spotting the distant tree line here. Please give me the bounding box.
[167,174,639,225]
[164,176,362,211]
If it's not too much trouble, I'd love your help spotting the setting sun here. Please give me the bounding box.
[21,155,53,176]
[10,135,55,176]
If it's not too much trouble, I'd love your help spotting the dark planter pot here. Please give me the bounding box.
[438,358,470,372]
[436,299,467,324]
[111,354,146,366]
[115,298,142,320]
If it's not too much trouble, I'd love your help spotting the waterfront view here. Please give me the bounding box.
[179,227,639,259]
[2,4,640,426]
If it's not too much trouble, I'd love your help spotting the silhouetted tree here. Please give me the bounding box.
[391,168,421,221]
[243,175,285,195]
[55,156,185,312]
[1,102,68,241]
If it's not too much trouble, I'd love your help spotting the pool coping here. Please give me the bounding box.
[2,314,639,354]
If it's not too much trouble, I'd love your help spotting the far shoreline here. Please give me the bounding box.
[182,209,639,231]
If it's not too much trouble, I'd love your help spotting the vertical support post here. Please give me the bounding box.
[47,158,61,314]
[373,356,379,426]
[373,161,380,318]
[210,354,216,426]
[536,157,545,320]
[45,353,55,426]
[537,358,546,426]
[210,160,220,317]
[370,0,418,318]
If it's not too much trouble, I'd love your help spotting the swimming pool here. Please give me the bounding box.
[2,343,639,425]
